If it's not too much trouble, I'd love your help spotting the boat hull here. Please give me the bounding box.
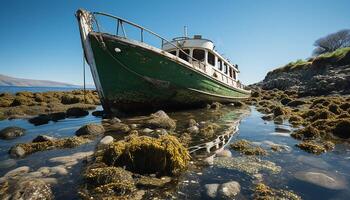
[88,33,250,113]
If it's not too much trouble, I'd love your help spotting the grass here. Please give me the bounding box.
[269,47,350,74]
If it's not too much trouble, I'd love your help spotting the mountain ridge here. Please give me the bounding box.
[0,74,79,88]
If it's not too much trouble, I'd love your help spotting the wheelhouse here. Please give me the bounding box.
[162,35,241,88]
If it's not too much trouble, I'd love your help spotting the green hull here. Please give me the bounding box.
[88,32,250,113]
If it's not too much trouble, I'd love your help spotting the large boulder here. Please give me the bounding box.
[66,107,89,117]
[29,114,51,126]
[143,110,176,130]
[76,123,105,136]
[0,126,25,140]
[103,135,190,176]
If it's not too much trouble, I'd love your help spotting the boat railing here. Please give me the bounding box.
[90,11,207,70]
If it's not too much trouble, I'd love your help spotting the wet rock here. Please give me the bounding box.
[296,141,326,154]
[295,170,347,190]
[215,149,232,157]
[99,136,114,146]
[29,114,51,126]
[273,115,284,124]
[199,122,220,138]
[287,100,306,107]
[273,106,287,117]
[9,137,91,157]
[187,125,199,134]
[141,128,153,134]
[4,166,30,177]
[6,178,54,200]
[291,125,320,140]
[66,107,89,117]
[76,123,105,136]
[49,151,94,165]
[289,115,303,126]
[50,112,66,121]
[214,156,281,175]
[296,155,331,169]
[32,135,57,143]
[205,183,220,198]
[332,119,350,139]
[253,183,301,200]
[208,102,222,110]
[188,119,197,127]
[0,126,25,140]
[0,159,16,169]
[143,110,176,130]
[103,135,190,176]
[135,175,172,188]
[230,139,268,156]
[107,122,130,134]
[91,110,104,117]
[218,181,241,199]
[261,114,274,121]
[83,166,135,196]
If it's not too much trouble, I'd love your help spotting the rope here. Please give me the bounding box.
[83,50,86,103]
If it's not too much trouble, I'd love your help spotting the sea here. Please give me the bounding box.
[0,86,349,199]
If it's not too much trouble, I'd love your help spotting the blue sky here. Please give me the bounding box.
[1,0,349,85]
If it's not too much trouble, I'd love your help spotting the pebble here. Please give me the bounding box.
[218,181,241,198]
[187,126,199,134]
[205,183,220,198]
[99,136,114,146]
[142,128,154,134]
[215,149,232,157]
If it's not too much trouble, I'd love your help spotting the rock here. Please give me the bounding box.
[0,159,16,169]
[230,139,268,156]
[199,123,220,138]
[205,183,220,198]
[32,135,57,143]
[261,114,274,121]
[135,175,172,188]
[332,119,350,139]
[218,181,241,199]
[107,123,130,134]
[188,119,197,127]
[295,170,347,190]
[215,149,232,157]
[143,110,176,130]
[29,114,51,126]
[99,136,114,146]
[209,102,222,110]
[66,107,89,117]
[0,126,25,140]
[49,166,68,176]
[4,166,30,177]
[142,128,153,134]
[130,124,138,129]
[291,125,320,140]
[9,145,26,157]
[204,156,214,165]
[103,135,190,176]
[187,125,199,134]
[50,112,66,121]
[75,123,105,136]
[92,110,104,117]
[10,178,54,200]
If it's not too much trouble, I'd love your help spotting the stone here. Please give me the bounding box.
[66,107,89,117]
[50,112,66,121]
[0,159,16,169]
[28,114,51,126]
[218,181,241,199]
[215,149,232,157]
[99,136,114,146]
[187,126,199,134]
[32,135,57,143]
[10,178,54,200]
[4,166,30,177]
[205,183,220,198]
[295,170,347,190]
[0,126,25,140]
[75,123,105,136]
[9,145,26,157]
[142,128,154,134]
[144,110,176,130]
[107,123,130,134]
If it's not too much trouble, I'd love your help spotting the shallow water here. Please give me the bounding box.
[0,106,350,199]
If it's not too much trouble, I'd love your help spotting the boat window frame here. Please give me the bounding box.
[224,63,228,74]
[179,48,190,62]
[207,51,215,66]
[169,50,177,56]
[192,49,205,62]
[217,59,223,71]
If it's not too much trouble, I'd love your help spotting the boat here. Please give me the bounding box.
[76,9,250,113]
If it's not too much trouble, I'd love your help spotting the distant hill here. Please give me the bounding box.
[0,74,79,88]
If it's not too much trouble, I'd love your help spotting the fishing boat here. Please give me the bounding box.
[76,9,250,113]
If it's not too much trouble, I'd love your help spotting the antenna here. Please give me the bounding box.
[184,26,188,37]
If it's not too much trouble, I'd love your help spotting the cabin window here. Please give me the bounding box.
[193,49,205,62]
[179,49,190,62]
[208,52,215,66]
[224,63,228,74]
[218,59,222,70]
[229,67,233,78]
[169,50,176,56]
